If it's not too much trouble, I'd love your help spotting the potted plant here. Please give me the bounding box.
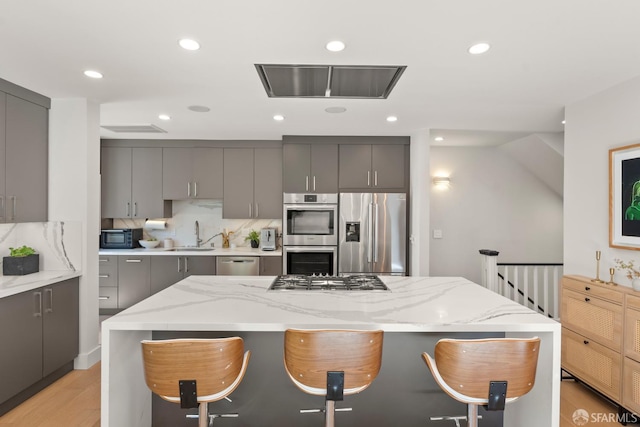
[3,245,39,275]
[614,258,640,290]
[245,230,260,248]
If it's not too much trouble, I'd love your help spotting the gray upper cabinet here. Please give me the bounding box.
[223,148,282,219]
[162,147,223,200]
[101,147,164,218]
[283,144,338,193]
[3,94,48,222]
[339,144,406,191]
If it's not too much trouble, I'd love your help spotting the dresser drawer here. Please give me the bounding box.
[626,298,640,363]
[562,276,623,304]
[98,286,118,309]
[562,288,623,351]
[562,327,621,402]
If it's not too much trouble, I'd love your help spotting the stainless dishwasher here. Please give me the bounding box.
[216,256,260,275]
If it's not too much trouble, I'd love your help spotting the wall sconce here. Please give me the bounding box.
[433,176,451,189]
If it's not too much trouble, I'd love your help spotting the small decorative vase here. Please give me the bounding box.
[632,279,640,292]
[251,240,259,249]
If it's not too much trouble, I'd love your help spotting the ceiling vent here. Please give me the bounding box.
[255,64,406,99]
[101,124,167,133]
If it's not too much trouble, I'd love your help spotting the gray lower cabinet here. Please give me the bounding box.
[283,144,338,193]
[260,256,282,276]
[162,147,223,200]
[223,148,282,219]
[101,147,164,219]
[118,256,151,309]
[339,144,406,191]
[2,94,48,223]
[0,278,79,409]
[99,255,118,309]
[150,256,216,294]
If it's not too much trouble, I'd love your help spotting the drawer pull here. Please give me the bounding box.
[126,259,142,263]
[99,296,110,300]
[583,340,589,345]
[99,274,109,278]
[585,297,590,302]
[99,259,109,262]
[585,286,590,291]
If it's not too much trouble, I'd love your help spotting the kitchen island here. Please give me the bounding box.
[101,275,560,427]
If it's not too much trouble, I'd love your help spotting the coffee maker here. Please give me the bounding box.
[260,228,277,251]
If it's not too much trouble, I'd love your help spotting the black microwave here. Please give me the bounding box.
[100,228,143,249]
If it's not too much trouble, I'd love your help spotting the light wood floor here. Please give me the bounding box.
[0,364,629,426]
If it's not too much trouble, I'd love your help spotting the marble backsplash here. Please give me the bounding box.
[0,221,82,273]
[113,199,282,248]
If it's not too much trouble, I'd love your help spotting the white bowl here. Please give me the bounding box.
[139,240,160,249]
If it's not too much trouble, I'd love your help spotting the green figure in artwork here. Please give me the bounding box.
[626,180,640,220]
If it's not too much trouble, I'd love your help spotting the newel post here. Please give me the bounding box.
[479,249,500,293]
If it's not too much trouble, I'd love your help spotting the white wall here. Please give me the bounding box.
[49,99,101,368]
[565,74,640,286]
[430,146,563,284]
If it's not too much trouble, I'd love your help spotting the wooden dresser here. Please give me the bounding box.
[562,275,640,414]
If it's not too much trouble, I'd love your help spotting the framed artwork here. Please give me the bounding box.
[610,142,640,249]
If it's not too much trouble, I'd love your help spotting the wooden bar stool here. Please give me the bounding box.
[422,337,540,427]
[284,329,384,427]
[141,337,251,427]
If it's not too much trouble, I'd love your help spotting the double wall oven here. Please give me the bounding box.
[282,193,338,275]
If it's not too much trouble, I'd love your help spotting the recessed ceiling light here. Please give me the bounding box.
[83,70,103,79]
[158,114,171,121]
[187,105,210,112]
[326,40,346,52]
[386,116,398,122]
[325,107,347,114]
[179,38,200,51]
[273,114,285,121]
[468,42,490,55]
[434,136,444,142]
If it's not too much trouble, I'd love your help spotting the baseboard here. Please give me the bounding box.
[74,344,101,369]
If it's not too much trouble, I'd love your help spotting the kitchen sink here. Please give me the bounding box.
[167,247,215,252]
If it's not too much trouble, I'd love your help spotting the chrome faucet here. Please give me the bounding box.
[195,220,202,247]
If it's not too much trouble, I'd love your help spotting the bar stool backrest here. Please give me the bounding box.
[141,337,248,403]
[432,337,540,400]
[284,329,383,395]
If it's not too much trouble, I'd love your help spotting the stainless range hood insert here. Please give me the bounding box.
[255,64,406,99]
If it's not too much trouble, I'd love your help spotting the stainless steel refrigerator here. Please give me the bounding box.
[339,193,407,275]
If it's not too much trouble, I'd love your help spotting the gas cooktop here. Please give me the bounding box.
[268,275,389,291]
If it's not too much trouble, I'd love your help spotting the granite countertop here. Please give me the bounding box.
[0,270,82,299]
[103,275,559,333]
[98,247,282,256]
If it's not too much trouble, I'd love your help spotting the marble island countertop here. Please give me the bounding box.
[103,275,558,332]
[0,270,82,299]
[99,247,282,256]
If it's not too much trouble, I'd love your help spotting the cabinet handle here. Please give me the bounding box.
[185,257,189,273]
[10,196,16,221]
[255,203,259,218]
[367,171,371,186]
[45,288,53,313]
[177,257,181,273]
[187,182,191,197]
[374,171,378,186]
[249,203,252,217]
[194,182,198,197]
[125,259,142,263]
[313,176,316,191]
[585,286,591,291]
[99,296,110,300]
[34,291,42,317]
[99,274,109,278]
[583,340,589,345]
[134,202,138,217]
[585,297,590,302]
[99,258,109,263]
[126,202,131,217]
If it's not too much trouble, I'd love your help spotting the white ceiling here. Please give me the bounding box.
[2,1,640,144]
